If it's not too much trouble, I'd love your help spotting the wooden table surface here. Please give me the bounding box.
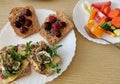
[1,0,120,84]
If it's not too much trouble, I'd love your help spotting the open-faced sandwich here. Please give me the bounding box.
[0,44,31,84]
[39,11,74,45]
[28,41,62,76]
[0,41,62,83]
[8,5,39,38]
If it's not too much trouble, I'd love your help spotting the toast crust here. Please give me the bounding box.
[28,56,61,76]
[0,61,31,84]
[0,46,31,84]
[15,63,31,80]
[28,41,62,76]
[39,11,74,45]
[8,5,40,38]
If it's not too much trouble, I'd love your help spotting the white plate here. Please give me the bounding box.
[0,9,76,84]
[73,0,120,44]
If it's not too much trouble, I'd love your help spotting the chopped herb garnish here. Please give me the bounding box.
[2,69,19,77]
[10,50,22,61]
[46,45,62,57]
[25,41,32,53]
[56,68,61,73]
[49,63,61,73]
[21,56,27,60]
[35,42,40,46]
[6,46,22,61]
[2,70,11,77]
[51,64,56,68]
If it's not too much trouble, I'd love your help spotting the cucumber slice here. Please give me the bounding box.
[111,26,116,30]
[114,29,120,36]
[107,21,112,26]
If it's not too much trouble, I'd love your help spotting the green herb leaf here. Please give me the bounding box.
[52,45,62,51]
[35,42,40,46]
[2,70,11,77]
[56,68,61,73]
[49,63,61,73]
[12,70,19,75]
[51,64,56,68]
[6,45,25,61]
[46,45,62,57]
[25,41,32,53]
[11,51,22,61]
[21,53,32,60]
[21,56,27,60]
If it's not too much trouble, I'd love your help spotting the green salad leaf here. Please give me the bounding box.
[56,68,61,73]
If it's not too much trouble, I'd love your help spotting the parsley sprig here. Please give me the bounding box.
[46,45,62,57]
[25,41,32,53]
[50,63,61,73]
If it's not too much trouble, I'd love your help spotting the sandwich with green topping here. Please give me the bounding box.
[28,41,62,76]
[0,41,62,84]
[0,44,31,84]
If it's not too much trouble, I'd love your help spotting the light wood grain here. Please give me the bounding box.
[0,0,120,84]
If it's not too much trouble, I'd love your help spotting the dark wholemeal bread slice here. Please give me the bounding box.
[8,5,40,38]
[39,11,74,45]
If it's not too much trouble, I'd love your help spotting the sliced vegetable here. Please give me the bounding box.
[97,18,105,26]
[101,6,111,15]
[100,22,115,32]
[94,10,109,22]
[94,12,101,23]
[100,26,115,36]
[108,9,120,19]
[112,16,120,28]
[91,26,104,38]
[87,18,105,38]
[87,8,106,38]
[114,29,120,36]
[87,20,95,30]
[87,1,120,37]
[92,19,105,38]
[111,26,116,30]
[92,1,111,10]
[89,8,98,20]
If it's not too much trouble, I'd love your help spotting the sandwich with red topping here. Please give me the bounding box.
[39,11,74,45]
[8,5,40,38]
